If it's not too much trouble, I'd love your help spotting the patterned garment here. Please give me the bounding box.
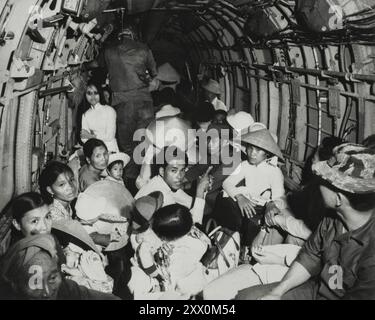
[49,199,73,221]
[313,143,375,193]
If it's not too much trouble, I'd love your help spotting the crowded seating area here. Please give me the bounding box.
[1,28,375,301]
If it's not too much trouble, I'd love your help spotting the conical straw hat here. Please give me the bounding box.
[240,129,284,160]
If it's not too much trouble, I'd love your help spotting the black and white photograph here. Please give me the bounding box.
[0,0,374,304]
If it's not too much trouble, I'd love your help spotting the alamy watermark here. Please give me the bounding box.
[132,126,242,175]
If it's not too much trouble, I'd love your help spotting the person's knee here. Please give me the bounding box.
[236,282,280,300]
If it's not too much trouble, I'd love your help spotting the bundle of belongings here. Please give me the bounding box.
[128,193,240,299]
[52,220,114,293]
[75,180,133,252]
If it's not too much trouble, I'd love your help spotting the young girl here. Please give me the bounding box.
[10,192,53,244]
[39,161,78,221]
[216,128,285,246]
[106,152,130,185]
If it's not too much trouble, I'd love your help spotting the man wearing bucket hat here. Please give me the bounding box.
[237,143,375,300]
[215,128,285,246]
[202,79,228,112]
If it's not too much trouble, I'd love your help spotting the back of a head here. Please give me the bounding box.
[318,136,345,161]
[195,101,215,123]
[302,136,344,185]
[157,87,177,107]
[151,204,193,241]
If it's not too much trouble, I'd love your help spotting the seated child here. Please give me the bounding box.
[129,204,212,299]
[106,152,130,185]
[216,128,286,246]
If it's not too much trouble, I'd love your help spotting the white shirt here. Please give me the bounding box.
[223,160,285,208]
[211,97,228,112]
[81,103,119,153]
[135,175,205,224]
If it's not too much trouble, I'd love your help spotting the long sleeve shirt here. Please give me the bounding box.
[81,103,119,153]
[104,38,157,105]
[223,160,286,209]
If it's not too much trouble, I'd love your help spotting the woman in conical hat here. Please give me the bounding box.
[214,128,286,246]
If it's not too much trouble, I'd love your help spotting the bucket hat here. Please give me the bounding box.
[313,143,375,194]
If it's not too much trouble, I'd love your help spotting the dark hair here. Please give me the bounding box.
[39,161,74,204]
[156,87,177,107]
[363,134,375,150]
[302,136,344,185]
[344,192,375,212]
[83,138,108,159]
[195,101,215,123]
[214,110,227,118]
[151,204,193,241]
[320,179,375,212]
[108,160,123,172]
[151,146,188,178]
[86,82,107,106]
[318,136,345,161]
[10,192,47,224]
